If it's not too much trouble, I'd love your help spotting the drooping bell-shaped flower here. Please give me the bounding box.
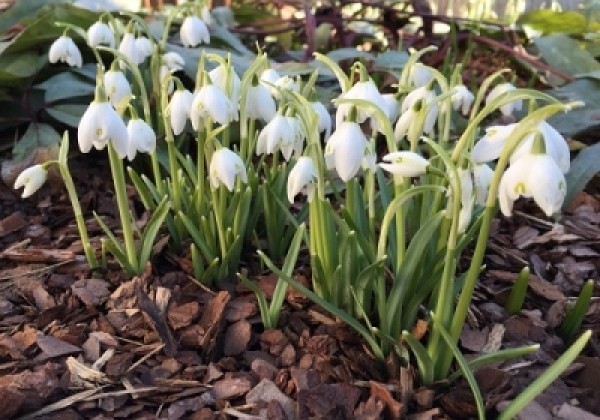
[288,156,318,203]
[245,83,276,122]
[510,121,570,173]
[408,63,434,88]
[473,163,494,206]
[104,70,132,109]
[498,152,566,217]
[335,78,388,129]
[379,151,429,177]
[209,64,241,103]
[286,116,306,159]
[126,118,156,161]
[256,113,295,159]
[382,93,401,123]
[451,85,474,116]
[162,52,185,72]
[87,21,115,48]
[118,32,141,67]
[190,84,236,129]
[135,36,153,62]
[78,101,129,158]
[14,165,48,198]
[209,148,248,191]
[311,101,332,139]
[168,88,194,135]
[180,16,210,47]
[325,121,368,182]
[486,82,522,117]
[448,168,475,234]
[49,35,82,68]
[395,86,438,141]
[471,124,517,163]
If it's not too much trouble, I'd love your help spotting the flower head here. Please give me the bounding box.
[288,157,318,203]
[14,165,47,198]
[510,122,570,173]
[256,114,295,159]
[209,64,241,103]
[118,32,141,67]
[311,101,332,139]
[209,148,247,191]
[180,16,210,47]
[473,163,494,206]
[471,124,517,163]
[325,121,368,181]
[408,63,434,88]
[498,152,566,217]
[87,21,115,48]
[451,85,474,116]
[245,84,276,122]
[335,78,388,128]
[168,88,194,135]
[379,151,429,177]
[395,86,438,140]
[190,85,236,129]
[126,118,156,161]
[78,100,129,158]
[163,52,185,72]
[104,70,132,109]
[49,36,82,68]
[486,83,522,117]
[135,36,153,62]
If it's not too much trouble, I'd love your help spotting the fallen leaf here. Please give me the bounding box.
[246,379,296,420]
[71,278,110,306]
[223,319,251,356]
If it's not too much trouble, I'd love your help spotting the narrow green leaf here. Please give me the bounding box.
[560,279,594,340]
[505,267,530,315]
[402,331,434,385]
[138,197,171,268]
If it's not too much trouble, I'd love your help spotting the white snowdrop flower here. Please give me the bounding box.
[498,152,566,217]
[162,51,185,72]
[325,121,368,182]
[451,85,474,116]
[473,163,494,206]
[408,63,434,88]
[452,168,475,234]
[49,36,82,68]
[201,6,213,26]
[14,165,47,198]
[287,156,318,203]
[471,124,517,163]
[190,85,235,129]
[510,121,570,173]
[256,114,294,159]
[311,101,331,139]
[395,86,438,141]
[118,32,141,67]
[209,64,241,103]
[180,16,210,47]
[135,36,153,62]
[168,88,194,135]
[379,151,429,177]
[126,118,156,161]
[486,83,522,117]
[259,68,281,95]
[87,21,115,48]
[382,93,401,122]
[335,78,388,128]
[104,70,132,109]
[245,84,276,122]
[285,116,305,159]
[394,108,415,141]
[209,148,247,191]
[78,100,129,158]
[159,65,174,94]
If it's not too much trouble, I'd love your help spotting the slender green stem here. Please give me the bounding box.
[107,142,138,272]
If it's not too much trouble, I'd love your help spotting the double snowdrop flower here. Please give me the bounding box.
[325,121,368,182]
[180,16,210,47]
[245,82,276,122]
[287,157,318,203]
[335,78,388,129]
[451,85,474,116]
[78,99,129,158]
[256,113,295,160]
[486,82,522,117]
[378,151,429,177]
[126,118,156,161]
[395,86,438,141]
[49,35,82,68]
[87,21,115,48]
[168,88,194,135]
[14,165,48,198]
[190,84,236,130]
[209,64,241,104]
[209,148,247,191]
[104,70,132,109]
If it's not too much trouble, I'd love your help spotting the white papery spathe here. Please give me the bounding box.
[287,156,318,203]
[209,64,241,103]
[335,79,388,129]
[473,163,494,206]
[135,36,153,62]
[325,121,368,182]
[498,152,566,217]
[168,88,194,135]
[104,70,132,109]
[14,165,48,198]
[451,85,474,116]
[78,101,129,158]
[209,148,248,191]
[471,124,517,164]
[118,32,141,67]
[245,84,276,122]
[256,114,295,160]
[87,21,115,48]
[49,36,83,68]
[126,119,156,161]
[180,16,210,47]
[510,121,570,173]
[311,101,332,139]
[378,151,429,177]
[408,63,434,88]
[486,83,522,117]
[190,85,236,130]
